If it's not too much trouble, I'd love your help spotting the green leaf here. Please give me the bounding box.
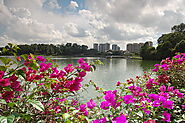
[20,54,28,60]
[62,113,70,120]
[28,100,44,112]
[0,65,8,71]
[136,111,143,117]
[0,99,6,104]
[29,53,35,59]
[7,102,15,108]
[0,115,15,123]
[29,63,38,71]
[0,58,12,65]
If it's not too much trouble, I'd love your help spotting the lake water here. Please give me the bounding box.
[51,57,159,101]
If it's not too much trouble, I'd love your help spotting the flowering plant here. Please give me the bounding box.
[0,44,184,123]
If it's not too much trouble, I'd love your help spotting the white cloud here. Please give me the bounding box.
[0,0,185,50]
[69,1,78,9]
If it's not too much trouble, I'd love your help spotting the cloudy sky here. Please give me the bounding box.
[0,0,185,49]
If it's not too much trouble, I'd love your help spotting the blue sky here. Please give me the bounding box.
[0,0,185,49]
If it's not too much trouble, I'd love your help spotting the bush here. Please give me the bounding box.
[0,46,184,122]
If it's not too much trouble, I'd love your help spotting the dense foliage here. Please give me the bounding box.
[0,43,98,56]
[0,45,184,122]
[141,23,185,60]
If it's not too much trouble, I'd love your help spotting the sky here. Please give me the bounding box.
[0,0,185,50]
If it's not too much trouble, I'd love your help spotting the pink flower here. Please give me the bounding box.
[167,86,174,92]
[144,119,156,123]
[80,63,91,71]
[174,54,181,58]
[100,101,111,110]
[112,114,127,123]
[79,104,86,112]
[11,81,23,91]
[162,111,171,122]
[79,71,86,77]
[148,94,159,100]
[92,117,106,123]
[0,71,5,79]
[40,63,52,72]
[152,100,160,107]
[116,81,121,86]
[163,100,173,109]
[0,78,11,87]
[160,64,169,71]
[159,85,166,92]
[64,64,74,73]
[123,95,135,104]
[78,58,85,64]
[79,104,88,116]
[36,56,46,62]
[87,99,96,109]
[142,108,151,114]
[2,91,14,102]
[173,89,184,98]
[104,91,116,103]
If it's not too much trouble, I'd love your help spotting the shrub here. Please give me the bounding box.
[0,46,184,122]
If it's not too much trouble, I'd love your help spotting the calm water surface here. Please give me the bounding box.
[51,57,158,101]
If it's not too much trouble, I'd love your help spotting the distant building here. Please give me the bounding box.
[112,44,120,51]
[93,43,99,51]
[93,43,120,52]
[105,43,110,51]
[99,44,105,52]
[127,43,133,52]
[127,42,145,53]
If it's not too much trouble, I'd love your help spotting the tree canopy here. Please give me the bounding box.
[140,23,185,60]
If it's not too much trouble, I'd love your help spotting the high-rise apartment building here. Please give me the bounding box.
[93,43,99,51]
[112,44,120,51]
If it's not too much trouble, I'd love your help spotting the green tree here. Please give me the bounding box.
[140,42,156,60]
[174,40,185,53]
[171,23,185,33]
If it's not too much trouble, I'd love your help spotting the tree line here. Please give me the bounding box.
[140,23,185,60]
[0,43,98,56]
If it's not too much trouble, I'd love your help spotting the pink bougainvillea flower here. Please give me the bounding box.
[100,101,111,110]
[122,95,135,104]
[78,58,85,64]
[79,71,86,77]
[142,108,151,114]
[11,81,23,91]
[0,71,5,79]
[64,64,74,73]
[152,100,161,107]
[159,85,166,92]
[79,63,91,71]
[87,99,96,109]
[116,81,121,86]
[167,86,174,92]
[2,91,14,102]
[144,119,156,123]
[0,78,11,87]
[40,63,52,72]
[92,117,106,123]
[163,100,173,109]
[36,56,46,62]
[148,94,159,100]
[104,90,116,103]
[162,111,171,122]
[112,114,127,123]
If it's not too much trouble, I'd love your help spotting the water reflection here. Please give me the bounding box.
[52,57,158,90]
